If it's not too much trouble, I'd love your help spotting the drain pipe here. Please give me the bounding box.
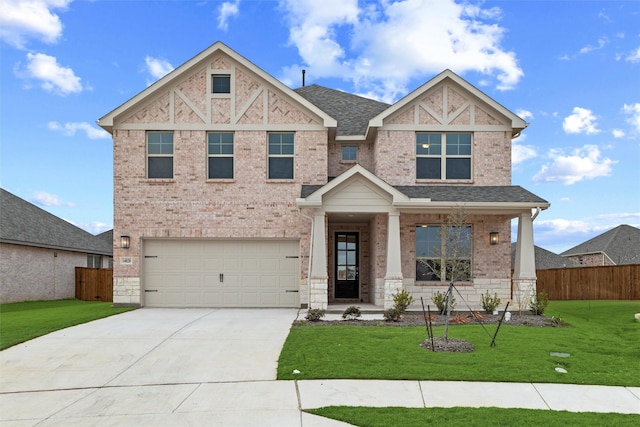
[531,207,541,221]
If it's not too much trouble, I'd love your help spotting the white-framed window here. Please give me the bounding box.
[416,133,471,180]
[268,132,294,179]
[147,132,173,179]
[341,145,357,162]
[416,225,472,282]
[207,132,234,179]
[212,74,231,94]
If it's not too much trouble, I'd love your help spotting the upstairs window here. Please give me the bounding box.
[208,132,234,179]
[341,145,357,162]
[268,132,294,179]
[416,225,472,282]
[147,132,173,179]
[416,133,471,180]
[212,74,231,93]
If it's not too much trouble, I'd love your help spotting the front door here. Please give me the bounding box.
[335,232,359,299]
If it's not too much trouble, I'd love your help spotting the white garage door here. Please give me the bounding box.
[143,239,300,308]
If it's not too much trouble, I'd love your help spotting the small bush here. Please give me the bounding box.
[342,305,362,321]
[481,291,501,314]
[432,290,456,314]
[393,288,414,313]
[383,308,402,322]
[529,291,549,315]
[305,308,325,322]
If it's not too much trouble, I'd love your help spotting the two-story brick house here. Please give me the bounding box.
[99,42,549,310]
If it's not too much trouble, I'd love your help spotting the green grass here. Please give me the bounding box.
[307,406,640,427]
[278,301,640,386]
[0,299,134,350]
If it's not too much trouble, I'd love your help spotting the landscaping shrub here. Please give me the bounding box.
[481,291,501,314]
[342,306,362,321]
[529,290,549,315]
[305,308,325,321]
[392,288,414,312]
[432,290,456,314]
[383,308,402,322]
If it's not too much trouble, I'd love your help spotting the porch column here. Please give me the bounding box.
[514,211,537,310]
[309,210,328,310]
[384,211,403,309]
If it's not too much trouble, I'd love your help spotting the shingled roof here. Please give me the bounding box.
[511,243,579,270]
[294,84,390,137]
[0,188,112,255]
[561,224,640,265]
[301,184,549,205]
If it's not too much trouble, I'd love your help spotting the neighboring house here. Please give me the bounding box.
[510,243,579,270]
[98,42,549,310]
[561,225,640,266]
[0,188,113,303]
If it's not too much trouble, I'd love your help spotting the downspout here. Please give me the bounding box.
[531,207,541,221]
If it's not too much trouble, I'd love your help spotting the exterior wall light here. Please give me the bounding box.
[121,235,131,249]
[489,232,499,245]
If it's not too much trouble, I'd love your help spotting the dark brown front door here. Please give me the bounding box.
[335,232,359,299]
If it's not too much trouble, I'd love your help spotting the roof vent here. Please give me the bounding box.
[302,69,306,87]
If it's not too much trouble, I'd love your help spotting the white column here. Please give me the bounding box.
[384,211,403,309]
[309,210,328,310]
[514,211,537,310]
[514,211,536,280]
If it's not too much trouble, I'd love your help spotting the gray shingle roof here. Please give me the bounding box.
[511,243,579,270]
[301,184,549,204]
[294,84,390,136]
[0,188,112,255]
[560,224,640,265]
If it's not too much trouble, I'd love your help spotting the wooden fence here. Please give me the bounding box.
[535,264,640,300]
[75,267,113,302]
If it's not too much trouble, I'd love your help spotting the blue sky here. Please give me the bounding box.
[1,0,639,254]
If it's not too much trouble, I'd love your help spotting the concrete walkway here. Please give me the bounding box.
[1,309,638,426]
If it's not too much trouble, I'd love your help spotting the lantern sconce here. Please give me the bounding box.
[120,235,131,249]
[489,232,499,246]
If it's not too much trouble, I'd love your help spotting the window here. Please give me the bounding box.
[416,225,471,282]
[268,133,294,179]
[341,145,357,162]
[147,132,173,179]
[208,132,234,179]
[416,133,471,180]
[212,74,231,93]
[87,254,102,268]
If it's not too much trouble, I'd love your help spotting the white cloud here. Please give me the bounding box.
[512,141,537,165]
[48,121,110,139]
[32,191,74,207]
[279,0,523,101]
[16,52,82,95]
[0,0,71,48]
[217,0,240,31]
[516,109,533,121]
[622,103,640,134]
[626,47,640,63]
[578,37,608,54]
[562,107,600,135]
[612,129,625,138]
[144,56,174,84]
[533,145,616,185]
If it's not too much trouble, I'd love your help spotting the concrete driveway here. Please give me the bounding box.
[0,308,347,426]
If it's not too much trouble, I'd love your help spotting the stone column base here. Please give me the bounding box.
[113,277,141,306]
[512,278,536,312]
[384,278,403,309]
[309,276,328,310]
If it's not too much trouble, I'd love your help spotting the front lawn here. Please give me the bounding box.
[307,406,640,427]
[0,299,134,350]
[278,301,640,386]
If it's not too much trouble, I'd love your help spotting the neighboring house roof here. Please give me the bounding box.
[560,224,640,265]
[0,189,112,255]
[96,229,113,247]
[98,41,337,133]
[294,84,390,137]
[510,243,579,270]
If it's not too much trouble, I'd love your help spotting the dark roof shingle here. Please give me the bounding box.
[295,84,390,136]
[561,225,640,265]
[0,189,112,255]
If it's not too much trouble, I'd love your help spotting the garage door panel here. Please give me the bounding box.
[144,239,299,308]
